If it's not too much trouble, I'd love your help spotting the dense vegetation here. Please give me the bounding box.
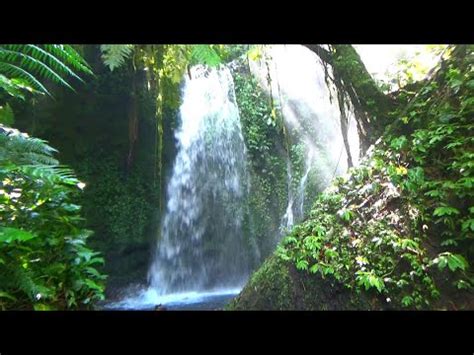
[1,43,472,310]
[230,45,474,310]
[0,45,105,309]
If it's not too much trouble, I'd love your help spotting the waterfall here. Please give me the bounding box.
[148,65,250,295]
[105,46,362,310]
[280,157,294,230]
[249,45,360,231]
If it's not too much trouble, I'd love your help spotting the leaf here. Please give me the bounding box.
[356,271,385,293]
[434,253,468,272]
[100,45,134,71]
[440,239,458,247]
[190,45,221,67]
[401,295,413,307]
[296,259,309,271]
[447,254,468,272]
[309,264,319,274]
[0,227,36,243]
[84,279,103,292]
[456,280,471,290]
[400,238,419,250]
[337,208,354,222]
[33,303,53,311]
[390,135,408,150]
[425,190,442,198]
[322,266,335,276]
[0,103,14,125]
[88,257,105,266]
[324,248,338,259]
[0,291,17,302]
[61,203,81,212]
[461,219,474,232]
[433,206,460,217]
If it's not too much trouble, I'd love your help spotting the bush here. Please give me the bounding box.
[0,126,106,310]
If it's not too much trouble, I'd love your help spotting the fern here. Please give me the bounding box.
[0,75,31,100]
[0,125,59,165]
[43,45,93,77]
[0,44,92,97]
[100,45,134,71]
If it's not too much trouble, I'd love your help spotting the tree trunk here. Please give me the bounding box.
[305,45,398,153]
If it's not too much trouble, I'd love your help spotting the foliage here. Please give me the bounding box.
[189,45,222,67]
[0,44,92,98]
[0,126,105,310]
[78,155,157,251]
[100,45,134,71]
[278,45,474,309]
[379,45,449,92]
[0,103,14,125]
[10,46,162,291]
[233,66,289,260]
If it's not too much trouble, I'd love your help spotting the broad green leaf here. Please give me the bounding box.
[447,254,468,272]
[0,227,36,243]
[433,206,460,217]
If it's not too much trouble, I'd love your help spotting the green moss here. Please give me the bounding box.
[233,64,289,261]
[227,255,295,310]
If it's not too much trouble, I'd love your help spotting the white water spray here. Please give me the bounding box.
[148,65,251,295]
[250,45,360,230]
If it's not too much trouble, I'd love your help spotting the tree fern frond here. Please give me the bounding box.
[43,44,93,76]
[0,74,26,99]
[100,45,134,71]
[0,126,59,165]
[0,128,76,181]
[23,45,85,83]
[0,62,50,96]
[0,48,75,92]
[19,152,59,166]
[0,44,93,99]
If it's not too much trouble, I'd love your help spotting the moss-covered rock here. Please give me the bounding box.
[228,253,377,310]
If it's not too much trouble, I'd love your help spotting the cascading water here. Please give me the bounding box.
[296,149,316,217]
[147,65,250,295]
[105,45,362,310]
[281,157,294,230]
[249,45,360,231]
